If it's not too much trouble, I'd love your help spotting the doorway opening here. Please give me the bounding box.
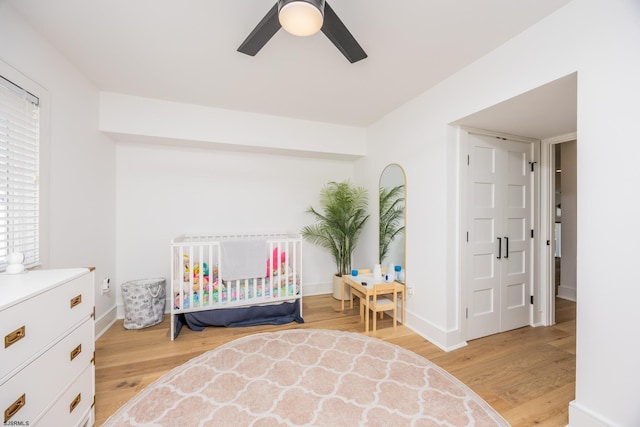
[546,136,577,325]
[452,73,577,340]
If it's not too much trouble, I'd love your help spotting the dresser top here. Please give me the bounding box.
[0,268,90,310]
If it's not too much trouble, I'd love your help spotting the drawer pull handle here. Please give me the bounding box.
[70,294,82,309]
[69,393,81,413]
[4,393,26,423]
[4,325,26,348]
[70,344,82,361]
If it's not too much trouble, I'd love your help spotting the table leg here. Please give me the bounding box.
[365,296,370,332]
[341,277,346,311]
[402,287,406,325]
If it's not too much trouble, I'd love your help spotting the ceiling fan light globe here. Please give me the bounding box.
[279,1,324,37]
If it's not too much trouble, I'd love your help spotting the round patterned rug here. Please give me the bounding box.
[102,329,509,426]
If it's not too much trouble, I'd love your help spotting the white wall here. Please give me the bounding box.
[361,0,640,425]
[100,92,367,158]
[115,142,355,316]
[0,3,117,332]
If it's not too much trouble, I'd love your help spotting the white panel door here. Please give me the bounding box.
[467,133,533,340]
[467,137,501,339]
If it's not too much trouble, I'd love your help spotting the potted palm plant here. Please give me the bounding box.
[379,184,405,264]
[301,180,370,299]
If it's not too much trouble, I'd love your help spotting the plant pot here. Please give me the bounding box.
[332,274,350,300]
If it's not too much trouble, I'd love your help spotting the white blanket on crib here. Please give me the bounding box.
[220,239,267,281]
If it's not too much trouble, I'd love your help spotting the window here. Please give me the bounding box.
[0,75,40,271]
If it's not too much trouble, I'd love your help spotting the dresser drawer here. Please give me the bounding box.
[0,272,93,380]
[37,363,94,427]
[1,318,94,424]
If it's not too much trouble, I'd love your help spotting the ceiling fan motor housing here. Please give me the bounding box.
[278,0,326,36]
[278,0,326,16]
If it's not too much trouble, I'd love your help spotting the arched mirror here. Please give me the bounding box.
[379,164,406,281]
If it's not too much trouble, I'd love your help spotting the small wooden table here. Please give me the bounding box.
[341,274,405,332]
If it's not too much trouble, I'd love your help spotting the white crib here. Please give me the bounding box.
[170,233,303,340]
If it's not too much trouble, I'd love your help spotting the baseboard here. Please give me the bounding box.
[568,400,617,427]
[300,283,468,351]
[302,281,333,297]
[155,279,463,353]
[557,286,577,301]
[116,302,125,319]
[404,309,467,352]
[95,305,118,339]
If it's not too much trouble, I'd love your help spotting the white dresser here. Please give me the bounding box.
[0,268,95,427]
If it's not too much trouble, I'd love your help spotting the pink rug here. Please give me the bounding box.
[102,329,509,426]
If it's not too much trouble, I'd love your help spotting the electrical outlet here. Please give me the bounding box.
[407,287,414,296]
[101,277,111,295]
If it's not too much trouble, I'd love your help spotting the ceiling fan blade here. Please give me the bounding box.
[237,3,281,56]
[321,2,367,63]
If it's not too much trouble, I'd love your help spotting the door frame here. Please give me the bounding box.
[458,127,541,340]
[540,132,577,326]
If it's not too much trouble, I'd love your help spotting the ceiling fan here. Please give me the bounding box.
[237,0,367,63]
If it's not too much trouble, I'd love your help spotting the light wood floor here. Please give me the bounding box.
[95,296,575,426]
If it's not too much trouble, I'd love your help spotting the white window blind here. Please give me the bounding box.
[0,75,40,271]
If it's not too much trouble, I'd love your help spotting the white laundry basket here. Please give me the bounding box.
[122,278,166,329]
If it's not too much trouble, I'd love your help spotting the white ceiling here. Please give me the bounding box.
[9,0,575,136]
[454,73,577,140]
